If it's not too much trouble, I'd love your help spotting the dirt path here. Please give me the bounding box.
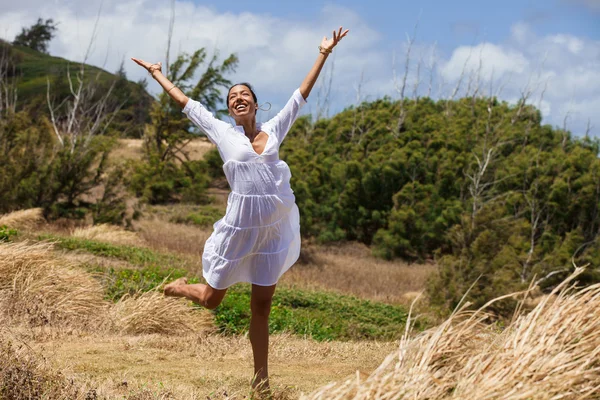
[36,332,397,398]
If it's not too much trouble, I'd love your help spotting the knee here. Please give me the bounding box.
[251,298,272,318]
[200,293,223,310]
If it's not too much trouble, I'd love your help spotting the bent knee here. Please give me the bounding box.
[198,292,224,310]
[202,297,222,310]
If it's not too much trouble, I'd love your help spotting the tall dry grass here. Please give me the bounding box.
[72,223,146,247]
[111,290,214,335]
[136,218,212,258]
[0,241,213,336]
[137,215,434,305]
[283,243,436,305]
[0,207,45,229]
[0,241,108,328]
[304,268,600,399]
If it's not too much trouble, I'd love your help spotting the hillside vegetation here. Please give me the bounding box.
[282,96,600,314]
[4,39,152,138]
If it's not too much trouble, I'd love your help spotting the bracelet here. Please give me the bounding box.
[318,45,332,54]
[167,84,177,93]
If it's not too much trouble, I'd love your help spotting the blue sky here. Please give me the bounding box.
[207,0,599,45]
[1,0,598,135]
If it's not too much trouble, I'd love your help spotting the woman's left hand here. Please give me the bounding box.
[320,26,349,52]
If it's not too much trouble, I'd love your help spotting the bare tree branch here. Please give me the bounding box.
[46,78,64,147]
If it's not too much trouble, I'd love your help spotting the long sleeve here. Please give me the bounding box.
[182,99,231,145]
[264,89,307,143]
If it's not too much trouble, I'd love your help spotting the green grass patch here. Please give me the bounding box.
[86,265,199,301]
[38,233,187,268]
[86,261,410,341]
[172,206,224,227]
[214,285,410,341]
[36,232,411,341]
[0,226,18,242]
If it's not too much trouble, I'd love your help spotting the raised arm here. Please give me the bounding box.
[130,57,229,145]
[130,58,189,108]
[299,26,349,100]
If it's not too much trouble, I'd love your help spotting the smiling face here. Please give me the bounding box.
[227,84,258,124]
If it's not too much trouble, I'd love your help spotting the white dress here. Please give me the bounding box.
[182,88,307,289]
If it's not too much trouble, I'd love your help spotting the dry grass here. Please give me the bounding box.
[282,243,436,305]
[0,207,45,229]
[72,223,146,247]
[109,138,146,161]
[136,218,212,259]
[110,290,214,335]
[0,335,91,400]
[110,138,215,163]
[304,268,600,399]
[0,240,213,338]
[23,331,396,399]
[136,210,435,306]
[0,241,108,328]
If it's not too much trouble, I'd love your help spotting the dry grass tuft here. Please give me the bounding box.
[0,208,45,229]
[0,335,92,400]
[0,241,108,328]
[0,241,212,338]
[304,268,600,399]
[72,223,146,247]
[110,290,215,335]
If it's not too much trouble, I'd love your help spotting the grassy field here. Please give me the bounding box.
[0,207,428,398]
[2,202,598,399]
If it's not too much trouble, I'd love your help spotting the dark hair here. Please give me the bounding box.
[226,82,257,104]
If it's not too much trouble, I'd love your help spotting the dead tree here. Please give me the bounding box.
[0,42,18,114]
[392,20,419,134]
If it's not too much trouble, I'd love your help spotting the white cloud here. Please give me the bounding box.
[435,22,599,136]
[440,43,529,82]
[550,34,584,54]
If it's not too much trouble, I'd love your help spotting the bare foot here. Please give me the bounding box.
[251,377,270,398]
[163,277,188,297]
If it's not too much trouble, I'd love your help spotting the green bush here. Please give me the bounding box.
[129,157,211,205]
[203,148,226,180]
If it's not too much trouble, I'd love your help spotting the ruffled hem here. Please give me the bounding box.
[202,204,301,289]
[202,232,300,289]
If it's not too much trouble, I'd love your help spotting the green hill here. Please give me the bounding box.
[3,39,152,138]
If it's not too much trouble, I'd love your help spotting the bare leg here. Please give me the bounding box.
[164,278,227,310]
[250,284,276,393]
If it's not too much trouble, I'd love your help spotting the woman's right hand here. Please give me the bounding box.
[131,58,162,77]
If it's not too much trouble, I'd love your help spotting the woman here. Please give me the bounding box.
[132,26,348,391]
